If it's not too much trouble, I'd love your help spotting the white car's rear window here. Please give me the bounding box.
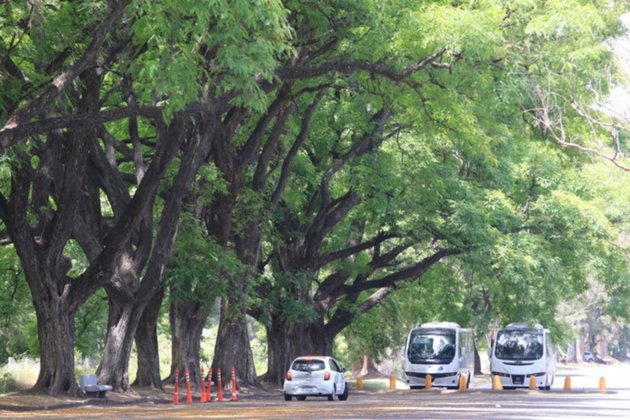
[292,359,325,372]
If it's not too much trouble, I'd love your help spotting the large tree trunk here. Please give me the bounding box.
[165,299,210,386]
[263,313,329,384]
[211,293,257,386]
[473,343,482,375]
[32,295,79,396]
[133,287,164,389]
[97,297,142,391]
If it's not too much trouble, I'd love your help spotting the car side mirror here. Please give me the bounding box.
[340,367,346,373]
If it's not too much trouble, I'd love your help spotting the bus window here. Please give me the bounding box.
[408,330,456,364]
[495,330,543,361]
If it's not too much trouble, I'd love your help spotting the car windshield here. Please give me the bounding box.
[495,330,543,361]
[292,359,325,372]
[407,329,456,364]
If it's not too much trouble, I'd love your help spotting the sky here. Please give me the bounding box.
[606,13,630,119]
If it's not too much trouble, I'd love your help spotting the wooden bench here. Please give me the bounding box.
[79,374,113,398]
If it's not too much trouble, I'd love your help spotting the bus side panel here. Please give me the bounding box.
[457,330,475,376]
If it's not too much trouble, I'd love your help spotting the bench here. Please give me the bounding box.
[79,374,113,398]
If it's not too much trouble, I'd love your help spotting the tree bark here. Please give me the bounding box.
[473,343,482,375]
[211,293,258,385]
[97,296,142,391]
[133,287,164,389]
[32,294,79,395]
[263,312,329,384]
[165,299,210,386]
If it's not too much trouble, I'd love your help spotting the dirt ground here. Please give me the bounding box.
[0,383,274,412]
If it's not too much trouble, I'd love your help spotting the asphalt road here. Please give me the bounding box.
[2,364,629,419]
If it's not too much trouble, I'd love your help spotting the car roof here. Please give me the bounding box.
[293,355,330,361]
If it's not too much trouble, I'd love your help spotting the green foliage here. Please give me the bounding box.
[74,290,108,360]
[252,270,318,326]
[1,0,629,379]
[166,217,242,306]
[128,0,294,115]
[0,247,36,363]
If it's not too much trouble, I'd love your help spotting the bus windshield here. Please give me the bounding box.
[495,330,543,361]
[407,329,456,364]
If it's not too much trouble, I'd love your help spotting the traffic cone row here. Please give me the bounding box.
[171,366,240,404]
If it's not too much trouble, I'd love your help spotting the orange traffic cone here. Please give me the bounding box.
[231,366,238,401]
[529,375,537,390]
[200,366,207,402]
[185,368,193,404]
[458,374,467,390]
[563,375,571,391]
[217,368,224,402]
[425,374,432,390]
[492,375,503,390]
[173,368,180,404]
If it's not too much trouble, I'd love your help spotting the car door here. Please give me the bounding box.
[329,358,345,395]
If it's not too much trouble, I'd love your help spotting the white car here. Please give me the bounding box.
[583,351,594,362]
[283,356,348,401]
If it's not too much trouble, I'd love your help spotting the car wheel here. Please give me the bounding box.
[296,396,306,401]
[338,384,349,401]
[328,385,337,401]
[284,393,292,401]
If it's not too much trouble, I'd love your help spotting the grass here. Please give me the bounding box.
[0,356,39,392]
[348,377,410,391]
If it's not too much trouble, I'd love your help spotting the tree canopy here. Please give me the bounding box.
[0,0,629,395]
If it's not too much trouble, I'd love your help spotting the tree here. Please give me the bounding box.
[251,0,630,383]
[1,0,294,394]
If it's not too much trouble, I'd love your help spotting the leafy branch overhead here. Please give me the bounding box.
[0,0,628,394]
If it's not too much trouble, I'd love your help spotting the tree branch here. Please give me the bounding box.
[528,86,630,172]
[276,49,448,81]
[0,0,133,152]
[315,231,396,269]
[337,247,460,296]
[270,90,325,207]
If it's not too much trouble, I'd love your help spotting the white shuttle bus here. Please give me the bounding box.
[403,322,475,389]
[490,322,557,390]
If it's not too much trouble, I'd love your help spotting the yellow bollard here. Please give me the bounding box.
[459,374,467,390]
[492,375,503,390]
[389,374,396,390]
[563,376,571,391]
[529,375,537,390]
[425,374,432,390]
[356,376,364,390]
[599,376,606,393]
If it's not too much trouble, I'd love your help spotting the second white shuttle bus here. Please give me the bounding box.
[490,322,557,390]
[403,322,475,389]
